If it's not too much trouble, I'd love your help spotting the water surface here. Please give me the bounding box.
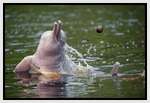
[5,5,146,99]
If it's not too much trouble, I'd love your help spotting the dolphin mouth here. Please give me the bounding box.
[52,20,62,41]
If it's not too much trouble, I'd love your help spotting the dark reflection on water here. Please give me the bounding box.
[36,82,66,98]
[14,72,145,98]
[15,72,67,98]
[5,5,145,98]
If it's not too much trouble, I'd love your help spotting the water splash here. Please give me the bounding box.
[60,43,96,77]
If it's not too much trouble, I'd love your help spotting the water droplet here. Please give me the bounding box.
[100,53,103,56]
[132,41,135,45]
[102,61,106,64]
[115,32,124,36]
[126,59,129,62]
[81,39,88,44]
[100,41,104,44]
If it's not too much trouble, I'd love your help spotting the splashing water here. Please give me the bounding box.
[60,43,96,77]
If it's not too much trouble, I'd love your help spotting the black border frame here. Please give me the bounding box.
[3,3,147,100]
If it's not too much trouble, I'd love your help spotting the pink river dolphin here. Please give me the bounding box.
[14,20,143,90]
[15,20,67,78]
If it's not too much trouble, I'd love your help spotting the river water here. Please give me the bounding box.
[5,5,146,99]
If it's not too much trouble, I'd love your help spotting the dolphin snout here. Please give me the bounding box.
[52,20,63,41]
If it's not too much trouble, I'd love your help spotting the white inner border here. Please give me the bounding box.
[0,0,149,103]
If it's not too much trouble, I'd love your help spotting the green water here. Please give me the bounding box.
[5,5,146,99]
